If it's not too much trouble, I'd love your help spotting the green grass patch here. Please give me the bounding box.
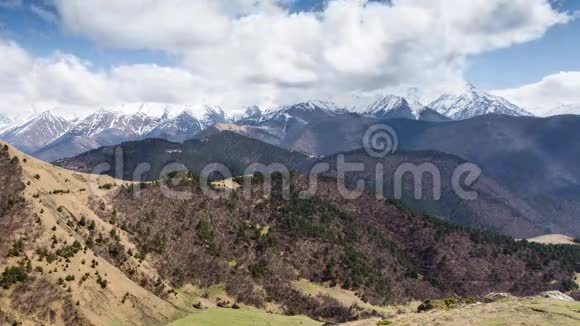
[167,308,322,326]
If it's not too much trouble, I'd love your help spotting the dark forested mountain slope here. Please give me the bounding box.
[287,114,580,197]
[282,115,580,237]
[55,131,311,181]
[55,129,580,238]
[311,149,549,238]
[94,173,580,319]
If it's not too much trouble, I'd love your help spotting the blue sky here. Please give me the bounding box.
[0,0,577,116]
[466,0,580,90]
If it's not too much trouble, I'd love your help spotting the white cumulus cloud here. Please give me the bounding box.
[493,71,580,116]
[0,0,571,118]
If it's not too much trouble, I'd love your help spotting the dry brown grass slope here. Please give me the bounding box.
[345,296,580,326]
[0,141,181,326]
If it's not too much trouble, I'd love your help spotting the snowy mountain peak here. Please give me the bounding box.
[170,110,198,121]
[261,100,342,118]
[37,110,59,119]
[244,105,262,116]
[367,95,411,112]
[0,110,72,153]
[232,106,264,125]
[199,105,227,127]
[146,109,203,143]
[203,105,225,115]
[70,109,160,137]
[355,95,445,121]
[158,104,226,128]
[16,110,70,132]
[71,110,115,135]
[301,100,341,112]
[429,84,533,120]
[464,81,480,94]
[262,100,341,119]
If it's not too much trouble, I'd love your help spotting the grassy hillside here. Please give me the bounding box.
[347,296,580,326]
[168,308,322,326]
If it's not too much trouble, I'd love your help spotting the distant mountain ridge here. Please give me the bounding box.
[273,114,580,237]
[56,128,580,238]
[55,131,311,181]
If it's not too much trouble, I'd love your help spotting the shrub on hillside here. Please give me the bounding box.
[444,298,457,308]
[0,266,28,289]
[55,241,82,258]
[7,239,24,257]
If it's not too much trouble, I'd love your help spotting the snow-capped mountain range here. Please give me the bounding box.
[429,83,533,120]
[1,83,576,162]
[30,106,227,161]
